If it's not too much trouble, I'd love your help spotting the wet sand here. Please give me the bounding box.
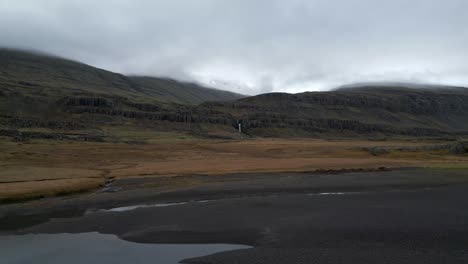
[2,168,468,263]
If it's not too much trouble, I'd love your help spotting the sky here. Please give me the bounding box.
[1,0,468,95]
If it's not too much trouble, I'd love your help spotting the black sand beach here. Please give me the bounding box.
[2,168,468,263]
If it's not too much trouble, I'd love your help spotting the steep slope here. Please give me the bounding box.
[0,48,244,140]
[128,76,244,105]
[0,48,243,106]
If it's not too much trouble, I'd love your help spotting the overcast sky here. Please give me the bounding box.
[1,0,468,94]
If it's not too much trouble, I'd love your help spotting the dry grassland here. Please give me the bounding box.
[1,137,467,201]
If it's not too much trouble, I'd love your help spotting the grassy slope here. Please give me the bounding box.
[128,76,245,105]
[0,48,243,106]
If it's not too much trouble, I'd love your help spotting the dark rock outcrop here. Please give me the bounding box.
[450,142,468,154]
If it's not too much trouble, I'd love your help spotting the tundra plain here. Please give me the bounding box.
[1,134,467,202]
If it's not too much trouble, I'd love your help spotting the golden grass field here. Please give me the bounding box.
[1,135,467,202]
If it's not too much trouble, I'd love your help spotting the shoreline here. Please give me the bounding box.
[2,168,468,232]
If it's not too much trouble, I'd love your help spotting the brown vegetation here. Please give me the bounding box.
[0,178,105,202]
[1,136,467,202]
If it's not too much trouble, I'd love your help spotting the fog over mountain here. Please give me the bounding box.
[1,0,467,94]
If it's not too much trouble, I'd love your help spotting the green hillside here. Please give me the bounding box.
[1,48,468,141]
[0,48,243,106]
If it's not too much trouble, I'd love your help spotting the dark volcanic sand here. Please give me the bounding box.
[2,168,468,263]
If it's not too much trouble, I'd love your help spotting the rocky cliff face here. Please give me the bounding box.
[3,85,468,139]
[201,86,468,137]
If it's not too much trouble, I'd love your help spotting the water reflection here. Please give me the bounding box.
[0,232,250,264]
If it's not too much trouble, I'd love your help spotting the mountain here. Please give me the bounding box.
[1,48,468,141]
[336,82,468,91]
[0,48,246,139]
[0,48,243,106]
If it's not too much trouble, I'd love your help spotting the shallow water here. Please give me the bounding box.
[99,199,219,213]
[105,202,188,212]
[308,192,348,195]
[0,232,250,264]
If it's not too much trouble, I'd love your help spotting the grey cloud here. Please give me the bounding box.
[1,0,468,94]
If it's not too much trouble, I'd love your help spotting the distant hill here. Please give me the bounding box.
[203,83,468,137]
[336,82,468,91]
